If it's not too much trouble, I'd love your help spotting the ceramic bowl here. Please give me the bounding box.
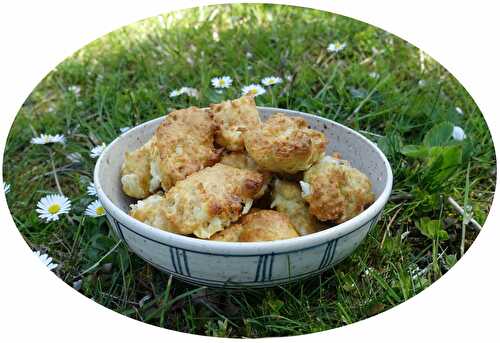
[94,107,393,288]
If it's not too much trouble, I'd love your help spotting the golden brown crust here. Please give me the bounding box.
[243,113,327,174]
[152,107,221,191]
[302,156,375,223]
[209,224,245,242]
[161,163,265,238]
[219,151,258,170]
[121,137,159,199]
[129,193,171,231]
[238,210,299,242]
[210,209,299,242]
[219,151,272,198]
[210,96,262,151]
[270,179,322,236]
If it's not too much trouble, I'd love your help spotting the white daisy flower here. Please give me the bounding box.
[452,126,467,141]
[86,182,97,196]
[418,79,427,87]
[67,152,82,163]
[212,30,220,42]
[84,199,106,217]
[169,89,183,98]
[261,76,283,86]
[241,84,266,97]
[211,76,233,89]
[48,134,65,144]
[369,72,380,79]
[180,87,199,98]
[4,182,11,194]
[170,87,199,98]
[285,74,293,82]
[30,134,65,145]
[119,127,131,133]
[68,85,81,96]
[401,230,410,240]
[327,42,347,53]
[246,52,253,58]
[33,250,58,271]
[31,134,51,145]
[455,107,464,115]
[36,194,72,222]
[90,144,106,159]
[363,267,375,277]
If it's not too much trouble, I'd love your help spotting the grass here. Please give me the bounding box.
[3,4,495,338]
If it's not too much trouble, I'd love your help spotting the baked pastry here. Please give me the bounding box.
[210,95,262,151]
[270,179,322,235]
[243,113,327,174]
[208,223,245,242]
[301,155,375,223]
[210,209,299,242]
[121,137,160,199]
[129,193,169,230]
[151,107,221,191]
[160,163,265,238]
[219,150,260,171]
[219,151,271,198]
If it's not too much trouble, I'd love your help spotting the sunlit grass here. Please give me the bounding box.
[3,4,494,338]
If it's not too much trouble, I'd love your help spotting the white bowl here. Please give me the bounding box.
[94,107,393,288]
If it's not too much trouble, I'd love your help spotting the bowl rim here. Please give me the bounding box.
[94,106,393,255]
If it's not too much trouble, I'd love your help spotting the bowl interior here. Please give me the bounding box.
[97,107,389,222]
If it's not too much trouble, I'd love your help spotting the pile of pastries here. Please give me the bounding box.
[120,96,375,242]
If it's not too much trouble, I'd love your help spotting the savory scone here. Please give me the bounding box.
[161,163,265,238]
[129,193,169,231]
[151,107,221,191]
[209,223,245,242]
[210,209,299,242]
[121,137,160,199]
[219,151,271,198]
[302,155,375,223]
[243,113,327,174]
[210,95,262,151]
[238,210,299,242]
[270,179,321,236]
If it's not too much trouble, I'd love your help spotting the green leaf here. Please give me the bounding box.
[267,298,285,314]
[377,133,402,159]
[423,121,454,147]
[401,144,429,158]
[444,254,458,269]
[428,145,462,176]
[416,217,449,241]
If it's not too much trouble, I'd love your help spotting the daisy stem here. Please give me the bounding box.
[49,150,63,195]
[349,74,390,122]
[70,215,86,257]
[447,196,481,231]
[74,240,122,279]
[460,163,471,257]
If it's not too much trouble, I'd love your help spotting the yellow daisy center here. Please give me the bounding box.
[218,79,225,86]
[48,203,61,214]
[248,88,257,95]
[96,207,105,216]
